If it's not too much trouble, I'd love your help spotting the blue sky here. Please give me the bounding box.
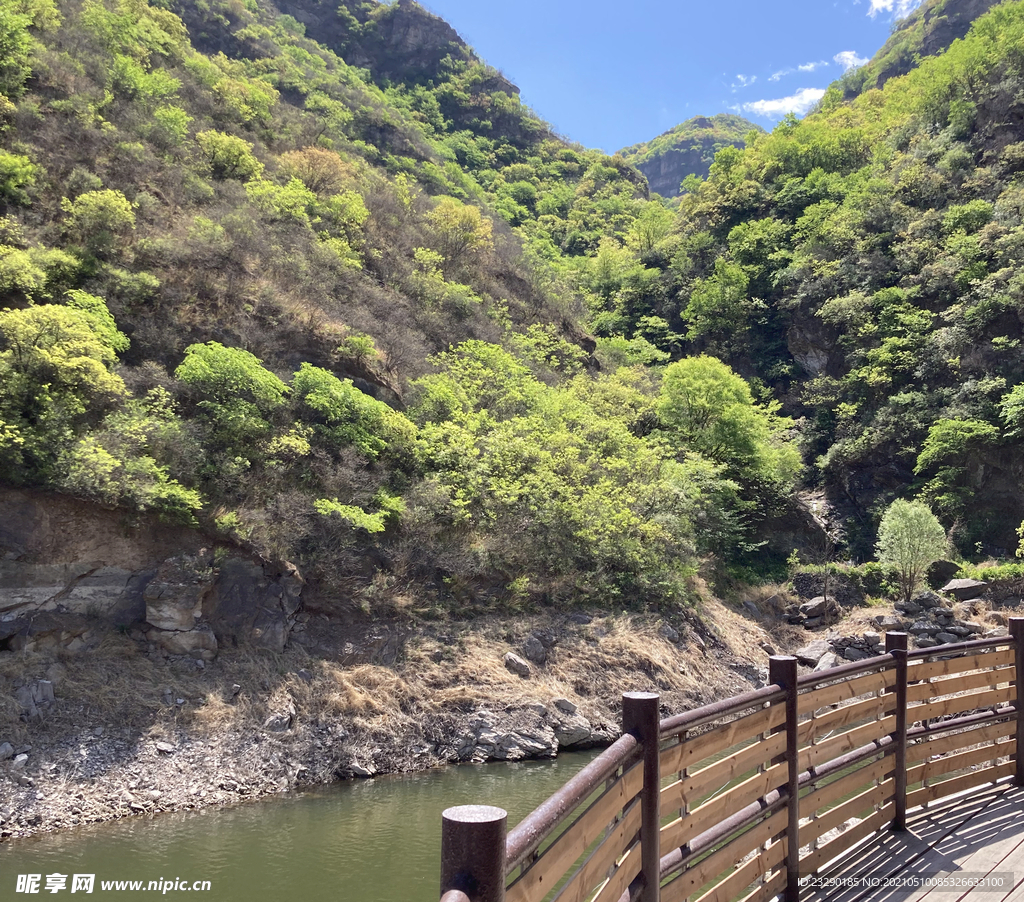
[418,0,926,152]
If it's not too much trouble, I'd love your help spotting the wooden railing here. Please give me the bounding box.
[439,620,1024,902]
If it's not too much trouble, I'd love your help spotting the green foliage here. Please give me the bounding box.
[60,388,203,523]
[876,499,947,603]
[195,130,263,181]
[658,355,800,511]
[64,289,128,352]
[291,362,414,461]
[61,189,135,255]
[426,196,493,277]
[0,149,37,203]
[0,303,125,478]
[175,341,287,409]
[314,491,403,533]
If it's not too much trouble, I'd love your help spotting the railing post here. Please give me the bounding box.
[441,805,507,902]
[1011,618,1024,787]
[622,692,661,902]
[769,656,800,902]
[885,631,909,830]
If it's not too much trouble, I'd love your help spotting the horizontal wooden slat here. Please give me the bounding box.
[912,685,1014,722]
[907,647,1013,682]
[590,838,640,902]
[661,809,788,902]
[661,704,787,775]
[552,804,642,902]
[799,779,893,848]
[693,836,787,902]
[906,719,1014,764]
[799,803,893,875]
[906,665,1012,703]
[661,762,788,853]
[668,733,788,809]
[801,671,892,713]
[906,738,1014,786]
[798,694,892,746]
[737,868,786,902]
[798,716,895,772]
[800,758,891,818]
[507,766,643,902]
[906,760,1015,808]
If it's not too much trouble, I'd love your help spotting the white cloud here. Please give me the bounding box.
[731,74,757,88]
[771,60,828,81]
[743,87,827,119]
[867,0,925,18]
[834,50,869,71]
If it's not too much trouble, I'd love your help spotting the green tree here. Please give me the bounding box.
[426,196,493,277]
[61,189,136,256]
[876,499,947,603]
[195,130,264,181]
[658,355,800,508]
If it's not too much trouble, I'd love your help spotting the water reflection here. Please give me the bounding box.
[1,753,598,902]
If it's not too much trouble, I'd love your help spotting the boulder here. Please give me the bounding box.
[794,640,830,667]
[552,713,594,749]
[913,591,945,610]
[552,697,578,715]
[522,635,547,665]
[926,560,962,590]
[935,632,959,645]
[843,647,871,662]
[813,652,839,671]
[800,596,829,618]
[0,742,13,761]
[939,578,988,601]
[503,653,531,678]
[659,623,681,643]
[873,615,902,630]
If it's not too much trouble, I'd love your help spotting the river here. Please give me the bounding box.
[0,752,598,901]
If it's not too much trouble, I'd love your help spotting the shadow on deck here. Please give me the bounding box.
[806,784,1024,902]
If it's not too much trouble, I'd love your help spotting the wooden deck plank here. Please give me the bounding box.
[803,782,1024,902]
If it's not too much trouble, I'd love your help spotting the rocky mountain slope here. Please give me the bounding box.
[840,0,1002,98]
[619,114,762,198]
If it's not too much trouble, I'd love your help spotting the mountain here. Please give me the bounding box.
[625,0,1024,559]
[618,114,763,198]
[840,0,1002,98]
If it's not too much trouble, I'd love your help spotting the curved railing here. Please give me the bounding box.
[439,620,1024,902]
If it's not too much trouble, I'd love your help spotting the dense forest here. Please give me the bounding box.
[3,0,1024,616]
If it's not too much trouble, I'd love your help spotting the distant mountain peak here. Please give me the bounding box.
[618,114,764,198]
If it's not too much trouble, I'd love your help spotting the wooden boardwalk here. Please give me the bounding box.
[806,783,1024,902]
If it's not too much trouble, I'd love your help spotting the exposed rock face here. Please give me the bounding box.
[618,114,763,198]
[204,559,304,654]
[856,0,1002,95]
[0,487,303,659]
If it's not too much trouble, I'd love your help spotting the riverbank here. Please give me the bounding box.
[0,597,790,840]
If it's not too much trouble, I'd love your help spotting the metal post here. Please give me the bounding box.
[441,805,507,902]
[885,631,909,830]
[623,692,661,902]
[1011,618,1024,787]
[769,656,800,902]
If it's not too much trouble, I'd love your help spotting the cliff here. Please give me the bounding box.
[618,114,763,198]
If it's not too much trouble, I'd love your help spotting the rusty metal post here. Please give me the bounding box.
[886,631,909,830]
[441,805,507,902]
[1011,618,1024,787]
[770,656,800,902]
[622,692,661,902]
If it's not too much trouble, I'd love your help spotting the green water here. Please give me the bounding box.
[0,753,598,902]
